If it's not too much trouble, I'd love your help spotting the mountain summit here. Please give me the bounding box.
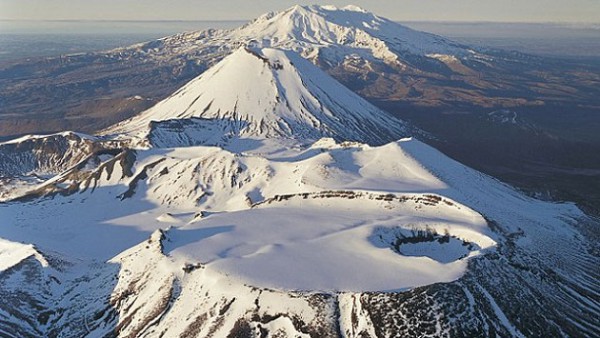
[107,47,410,147]
[230,4,471,64]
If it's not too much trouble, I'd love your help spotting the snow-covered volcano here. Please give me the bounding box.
[0,6,598,338]
[106,47,410,147]
[129,4,473,68]
[232,4,470,62]
[1,132,596,336]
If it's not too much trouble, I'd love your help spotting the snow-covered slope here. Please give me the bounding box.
[0,67,597,335]
[1,135,597,336]
[106,47,410,146]
[0,6,598,336]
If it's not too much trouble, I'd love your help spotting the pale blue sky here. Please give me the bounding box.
[1,0,599,23]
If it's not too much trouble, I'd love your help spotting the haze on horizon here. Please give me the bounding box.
[1,0,599,23]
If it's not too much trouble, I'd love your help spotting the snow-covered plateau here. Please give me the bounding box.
[0,5,598,338]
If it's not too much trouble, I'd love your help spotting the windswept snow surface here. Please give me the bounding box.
[165,192,495,291]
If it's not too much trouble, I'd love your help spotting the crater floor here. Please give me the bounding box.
[164,192,496,291]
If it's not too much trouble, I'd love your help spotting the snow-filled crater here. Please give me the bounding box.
[163,191,496,292]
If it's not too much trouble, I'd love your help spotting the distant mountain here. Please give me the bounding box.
[105,4,477,70]
[227,4,472,62]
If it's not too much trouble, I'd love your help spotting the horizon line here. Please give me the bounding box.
[1,18,599,26]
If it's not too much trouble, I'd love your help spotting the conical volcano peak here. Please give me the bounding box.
[105,47,410,147]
